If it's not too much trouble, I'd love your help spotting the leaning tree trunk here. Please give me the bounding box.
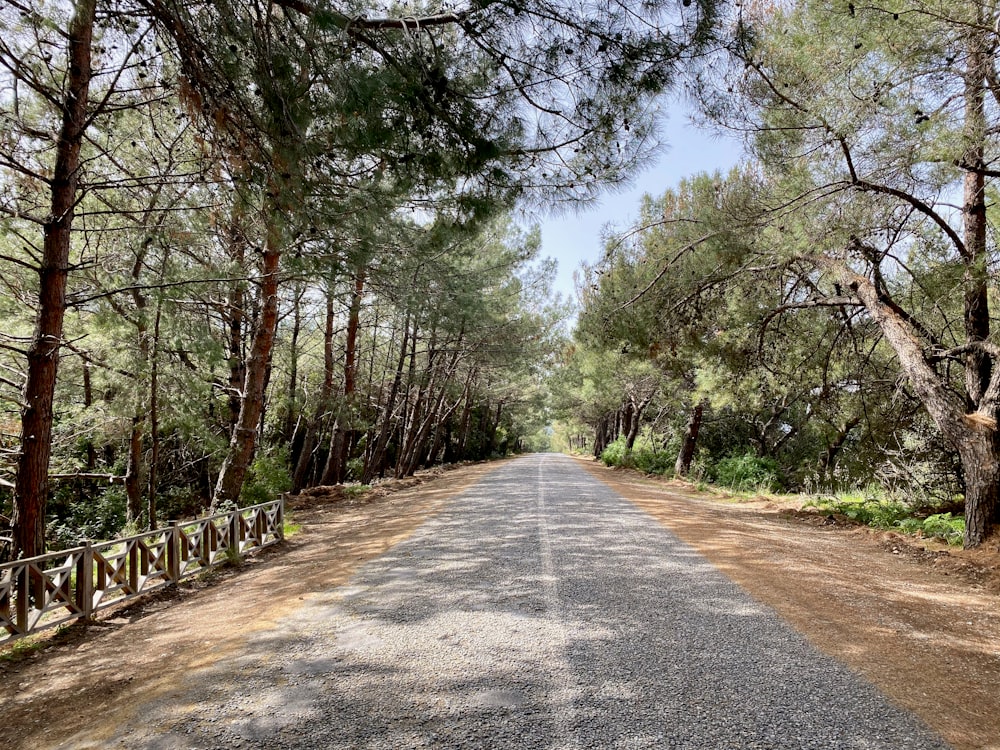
[292,293,336,492]
[823,260,1000,547]
[12,0,96,559]
[362,312,411,484]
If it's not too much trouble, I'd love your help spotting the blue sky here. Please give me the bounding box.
[532,112,746,302]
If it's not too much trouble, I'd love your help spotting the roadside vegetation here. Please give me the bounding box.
[579,429,966,545]
[551,0,1000,550]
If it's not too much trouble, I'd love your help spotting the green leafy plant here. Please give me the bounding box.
[600,438,627,467]
[918,513,965,546]
[600,436,673,475]
[804,495,910,527]
[711,454,782,492]
[805,495,965,545]
[240,448,292,507]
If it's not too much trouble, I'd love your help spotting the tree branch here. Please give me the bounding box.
[271,0,471,30]
[620,232,721,309]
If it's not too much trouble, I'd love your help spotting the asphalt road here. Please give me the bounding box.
[111,453,949,749]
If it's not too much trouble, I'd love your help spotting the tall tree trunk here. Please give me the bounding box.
[147,300,162,530]
[675,401,705,478]
[455,369,477,459]
[321,266,365,485]
[125,417,144,524]
[292,291,336,492]
[487,401,504,456]
[284,284,303,440]
[593,413,611,458]
[225,221,247,434]
[396,327,431,477]
[213,215,283,508]
[82,363,96,471]
[961,20,991,407]
[362,312,411,484]
[13,0,96,559]
[623,391,654,457]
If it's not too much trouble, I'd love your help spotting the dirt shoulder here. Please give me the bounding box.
[577,456,1000,750]
[0,461,505,750]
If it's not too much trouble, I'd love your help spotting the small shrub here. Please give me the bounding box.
[47,485,127,549]
[600,436,673,475]
[918,512,964,545]
[241,448,292,507]
[712,454,782,492]
[345,457,364,481]
[632,448,674,476]
[600,438,627,467]
[803,496,909,528]
[804,495,964,544]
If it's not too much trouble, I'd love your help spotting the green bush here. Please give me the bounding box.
[600,436,673,475]
[711,454,782,492]
[47,485,127,548]
[632,448,674,475]
[805,495,964,544]
[918,512,965,545]
[804,495,909,527]
[600,437,627,467]
[240,448,292,507]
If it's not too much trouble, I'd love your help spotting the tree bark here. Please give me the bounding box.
[284,284,303,440]
[675,401,704,477]
[224,218,247,434]
[292,291,336,491]
[213,217,282,508]
[362,312,411,484]
[961,19,991,407]
[817,415,861,483]
[125,417,144,524]
[822,259,999,546]
[12,0,96,559]
[320,266,365,485]
[147,300,162,530]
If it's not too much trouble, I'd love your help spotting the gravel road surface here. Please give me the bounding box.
[110,453,949,749]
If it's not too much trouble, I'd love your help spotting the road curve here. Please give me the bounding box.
[110,453,949,749]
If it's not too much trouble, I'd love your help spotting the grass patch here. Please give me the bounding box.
[804,495,965,545]
[0,635,46,662]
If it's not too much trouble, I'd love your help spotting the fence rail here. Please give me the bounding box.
[0,498,283,647]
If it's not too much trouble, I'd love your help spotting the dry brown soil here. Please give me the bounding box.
[1,455,998,750]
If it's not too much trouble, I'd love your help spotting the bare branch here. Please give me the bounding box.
[49,472,125,483]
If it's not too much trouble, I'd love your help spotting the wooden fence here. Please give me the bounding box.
[0,498,284,647]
